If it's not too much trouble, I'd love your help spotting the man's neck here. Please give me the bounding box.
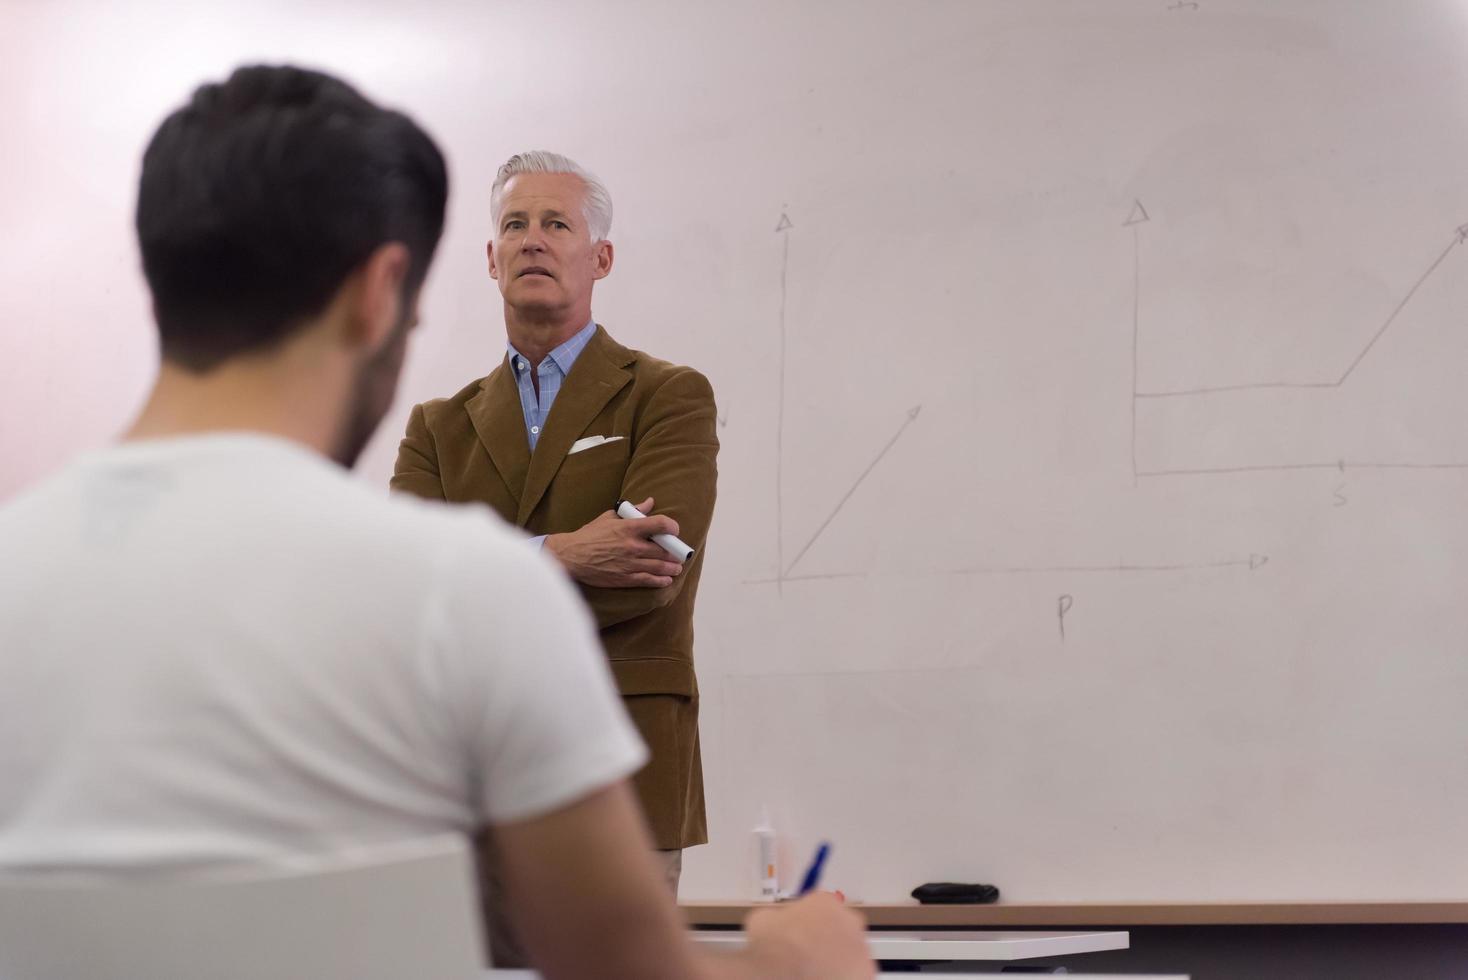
[504,306,592,368]
[124,360,344,460]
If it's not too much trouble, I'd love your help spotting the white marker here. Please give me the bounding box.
[616,499,695,563]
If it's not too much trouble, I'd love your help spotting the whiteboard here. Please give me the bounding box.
[4,0,1467,904]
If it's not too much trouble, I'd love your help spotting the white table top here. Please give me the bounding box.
[694,928,1129,961]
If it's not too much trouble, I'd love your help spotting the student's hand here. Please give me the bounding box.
[741,892,874,980]
[544,497,685,588]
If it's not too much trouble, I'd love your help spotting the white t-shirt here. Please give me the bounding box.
[0,433,647,875]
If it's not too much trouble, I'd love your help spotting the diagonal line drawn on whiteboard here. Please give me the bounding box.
[781,404,922,579]
[1129,201,1468,479]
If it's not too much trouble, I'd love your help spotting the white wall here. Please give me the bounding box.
[5,0,1468,903]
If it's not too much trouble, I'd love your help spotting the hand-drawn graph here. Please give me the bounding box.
[746,206,1267,590]
[1129,200,1468,479]
[763,208,924,592]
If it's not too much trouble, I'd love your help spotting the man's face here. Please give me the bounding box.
[488,172,611,317]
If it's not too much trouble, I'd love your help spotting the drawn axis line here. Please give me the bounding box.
[775,210,791,592]
[1138,460,1468,479]
[742,552,1267,586]
[1126,200,1149,483]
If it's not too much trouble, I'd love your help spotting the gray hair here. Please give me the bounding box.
[489,151,613,243]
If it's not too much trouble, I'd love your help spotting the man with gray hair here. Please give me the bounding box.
[392,151,717,963]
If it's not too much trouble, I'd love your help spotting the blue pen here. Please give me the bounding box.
[796,842,831,897]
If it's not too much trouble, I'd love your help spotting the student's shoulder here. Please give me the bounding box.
[376,491,581,621]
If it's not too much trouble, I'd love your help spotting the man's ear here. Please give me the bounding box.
[487,240,501,280]
[592,239,614,281]
[350,242,411,352]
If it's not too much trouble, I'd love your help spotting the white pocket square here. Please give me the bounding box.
[568,434,625,455]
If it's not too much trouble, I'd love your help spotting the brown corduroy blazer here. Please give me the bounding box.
[390,326,717,849]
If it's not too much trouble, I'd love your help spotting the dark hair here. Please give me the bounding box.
[135,65,448,371]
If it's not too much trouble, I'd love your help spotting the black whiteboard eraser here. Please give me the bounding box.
[911,882,1000,904]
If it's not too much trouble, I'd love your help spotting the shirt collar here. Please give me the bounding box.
[507,319,598,376]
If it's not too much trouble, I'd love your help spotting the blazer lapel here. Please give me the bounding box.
[517,327,633,525]
[465,356,532,504]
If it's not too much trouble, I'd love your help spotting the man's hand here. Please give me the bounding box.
[741,893,874,980]
[544,497,685,588]
[499,781,874,980]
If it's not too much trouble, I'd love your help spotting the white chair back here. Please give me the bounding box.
[0,835,483,980]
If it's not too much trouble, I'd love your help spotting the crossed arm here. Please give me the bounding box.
[393,369,719,629]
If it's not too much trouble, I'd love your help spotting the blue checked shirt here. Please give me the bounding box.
[506,318,598,452]
[507,319,598,549]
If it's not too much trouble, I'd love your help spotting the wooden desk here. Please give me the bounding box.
[683,900,1468,927]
